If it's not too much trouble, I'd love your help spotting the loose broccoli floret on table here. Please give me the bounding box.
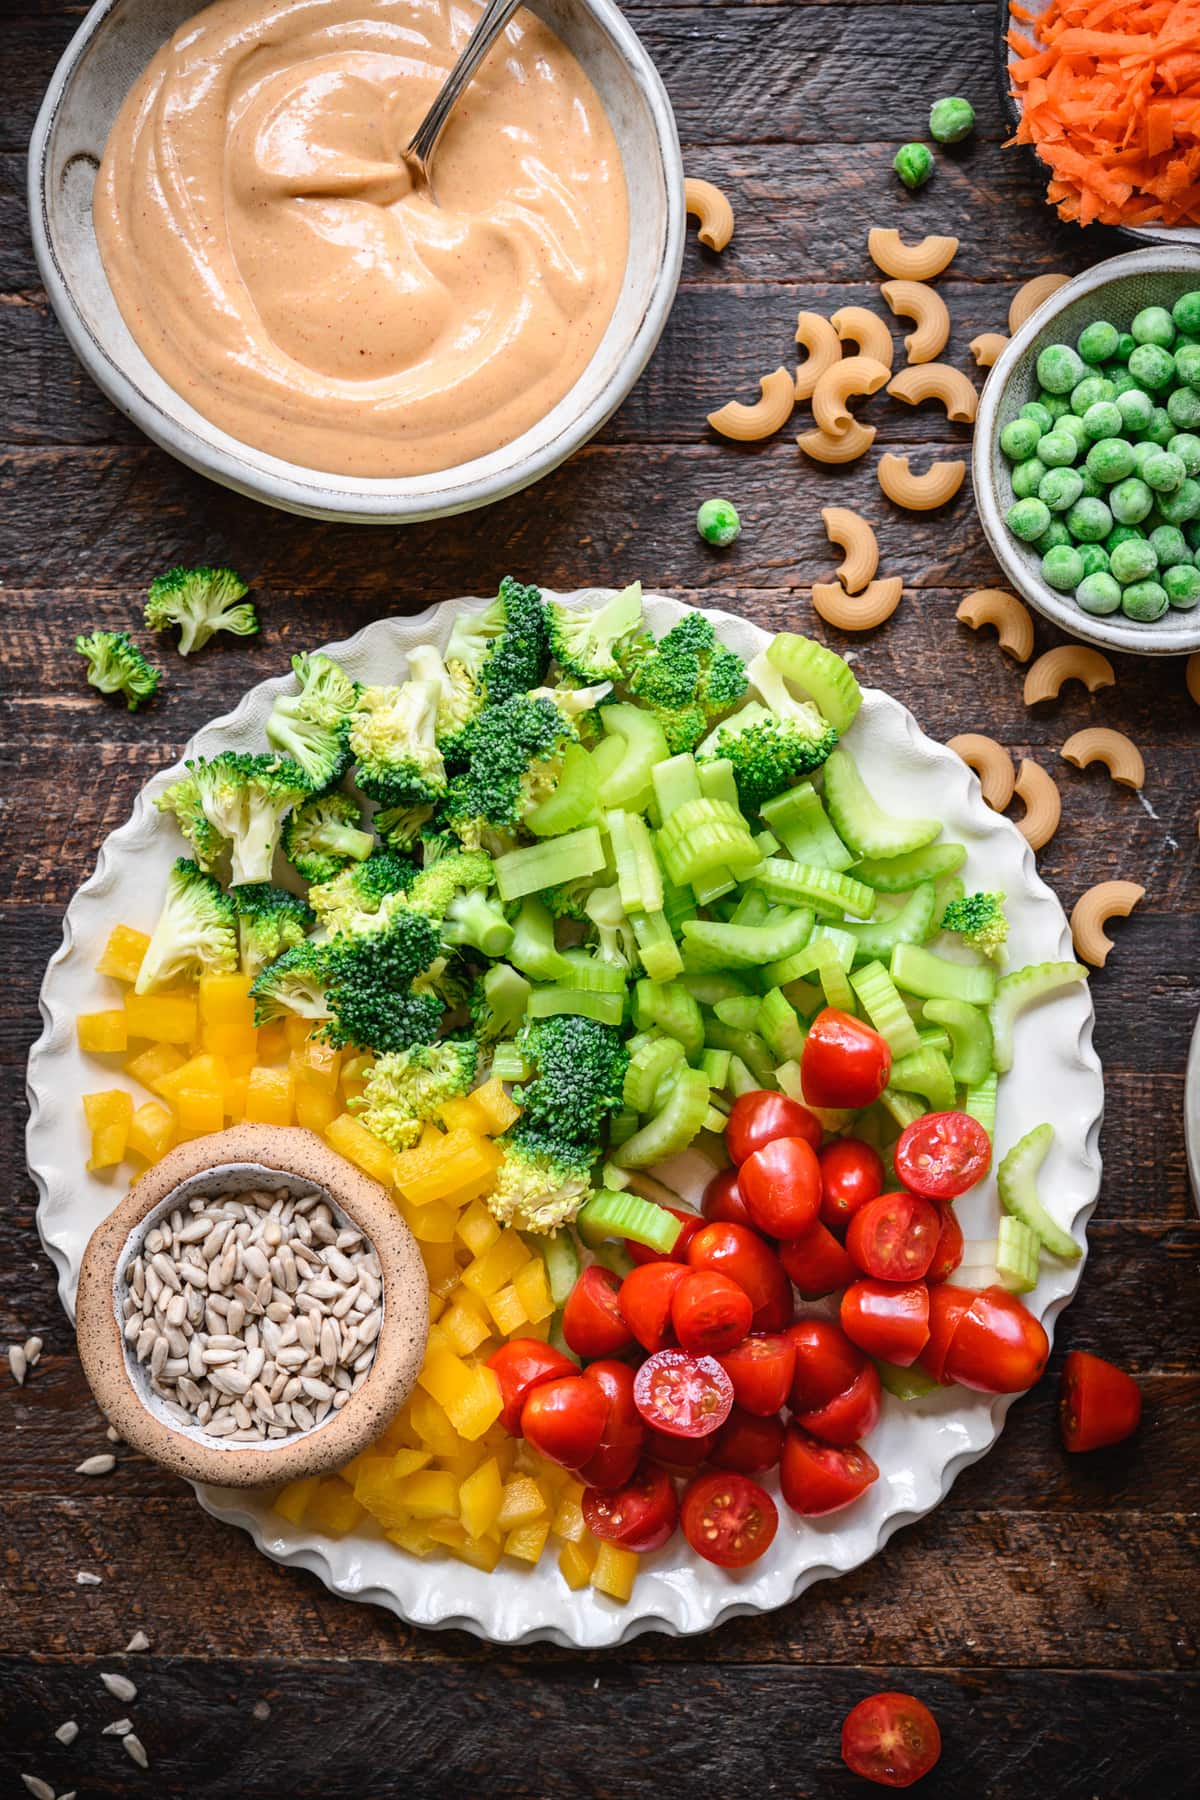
[350,681,447,810]
[157,752,311,886]
[74,630,161,711]
[266,652,360,791]
[696,650,837,810]
[941,890,1009,960]
[233,882,315,979]
[351,1039,480,1150]
[136,858,238,995]
[624,610,748,753]
[282,792,374,885]
[548,581,644,683]
[144,565,258,656]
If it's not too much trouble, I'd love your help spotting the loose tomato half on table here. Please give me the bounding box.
[681,1470,779,1568]
[1059,1349,1142,1452]
[841,1691,942,1789]
[801,1008,891,1109]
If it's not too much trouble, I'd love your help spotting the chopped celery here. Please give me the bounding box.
[931,875,966,933]
[995,1217,1040,1293]
[508,896,574,984]
[923,998,994,1085]
[604,1127,636,1162]
[624,1036,686,1114]
[996,1122,1081,1260]
[758,987,807,1062]
[730,888,772,929]
[700,1047,732,1088]
[494,826,606,902]
[879,1086,926,1128]
[610,1064,711,1168]
[588,1240,635,1279]
[525,741,601,837]
[916,1026,953,1055]
[658,798,760,887]
[877,1360,938,1400]
[631,910,684,981]
[697,758,745,813]
[490,1040,532,1083]
[962,1071,998,1139]
[691,867,739,908]
[714,994,762,1032]
[990,961,1088,1074]
[890,942,998,1006]
[678,971,755,1006]
[576,1188,684,1253]
[653,750,702,816]
[887,1045,956,1112]
[822,747,942,860]
[760,781,855,871]
[683,910,814,972]
[523,1228,582,1305]
[755,858,877,919]
[850,960,921,1057]
[754,828,781,856]
[605,809,664,915]
[527,986,625,1026]
[633,979,705,1059]
[726,1055,759,1098]
[660,874,694,936]
[703,1021,778,1088]
[813,942,855,1012]
[853,843,967,892]
[781,975,824,1019]
[765,926,851,993]
[598,703,670,813]
[704,1104,730,1133]
[766,632,863,733]
[842,883,938,964]
[559,948,628,995]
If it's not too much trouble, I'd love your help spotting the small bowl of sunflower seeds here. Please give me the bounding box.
[76,1122,429,1487]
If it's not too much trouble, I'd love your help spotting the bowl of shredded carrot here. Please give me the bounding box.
[1003,0,1200,240]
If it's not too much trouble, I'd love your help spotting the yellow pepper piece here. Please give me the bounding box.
[124,990,197,1044]
[255,1020,290,1063]
[244,1065,294,1127]
[551,1488,587,1545]
[152,1052,228,1105]
[417,1347,503,1438]
[201,1021,259,1060]
[223,1073,249,1122]
[392,1128,502,1207]
[393,1469,459,1519]
[558,1537,598,1590]
[340,1051,375,1086]
[77,1010,129,1055]
[290,1037,341,1094]
[456,1197,501,1259]
[324,1113,396,1187]
[504,1519,551,1565]
[352,1456,417,1530]
[124,1041,186,1090]
[407,1388,462,1458]
[126,1100,176,1164]
[96,923,152,985]
[175,1088,225,1139]
[385,1523,438,1557]
[459,1229,529,1299]
[83,1089,133,1170]
[290,1079,334,1134]
[447,1531,503,1573]
[459,1457,504,1540]
[591,1541,639,1602]
[198,971,255,1026]
[401,1199,459,1245]
[470,1076,521,1135]
[419,1241,462,1298]
[305,1479,365,1536]
[485,1283,527,1337]
[441,1297,491,1358]
[496,1475,548,1533]
[272,1474,323,1526]
[283,1014,312,1049]
[438,1093,493,1136]
[391,1447,434,1480]
[513,1257,554,1326]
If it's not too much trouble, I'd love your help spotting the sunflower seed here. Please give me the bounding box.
[125,1629,150,1652]
[76,1453,116,1476]
[102,1717,133,1736]
[76,1570,102,1585]
[101,1672,137,1703]
[20,1776,55,1800]
[123,1733,149,1769]
[106,1425,123,1444]
[55,1721,79,1746]
[8,1345,28,1385]
[23,1336,44,1365]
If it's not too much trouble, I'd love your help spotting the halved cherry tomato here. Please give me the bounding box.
[687,1222,794,1332]
[681,1471,778,1568]
[718,1332,796,1416]
[941,1286,1050,1394]
[562,1265,634,1360]
[801,1008,891,1110]
[582,1462,679,1553]
[643,1423,709,1469]
[633,1348,734,1439]
[819,1136,885,1235]
[702,1166,753,1227]
[709,1404,785,1474]
[1059,1350,1143,1453]
[625,1206,703,1267]
[793,1358,882,1447]
[739,1135,822,1239]
[779,1219,858,1298]
[894,1110,991,1201]
[780,1427,879,1516]
[671,1269,753,1357]
[577,1360,644,1489]
[841,1691,942,1789]
[785,1318,867,1414]
[847,1191,941,1283]
[925,1202,964,1285]
[917,1285,973,1384]
[520,1374,609,1469]
[618,1261,688,1353]
[841,1280,931,1367]
[486,1338,577,1435]
[726,1090,821,1164]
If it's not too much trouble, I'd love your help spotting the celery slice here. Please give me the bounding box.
[990,961,1088,1074]
[726,1055,759,1098]
[523,1229,582,1306]
[703,1021,777,1088]
[887,1046,956,1112]
[962,1071,998,1139]
[766,632,863,734]
[606,1116,638,1153]
[879,1086,927,1128]
[631,910,684,982]
[703,1104,730,1134]
[576,1189,684,1253]
[843,883,938,965]
[755,858,877,919]
[700,1047,732,1088]
[822,748,941,860]
[527,986,625,1026]
[624,1036,686,1114]
[559,948,628,996]
[850,961,922,1057]
[697,758,744,813]
[890,942,998,1005]
[589,1240,635,1278]
[494,827,607,902]
[758,987,807,1063]
[605,809,664,915]
[653,751,702,816]
[917,1026,952,1055]
[765,924,851,990]
[598,703,670,813]
[633,979,705,1059]
[490,1040,532,1083]
[755,828,782,856]
[760,781,856,871]
[730,888,772,929]
[781,976,825,1019]
[996,1122,1081,1260]
[683,910,815,972]
[995,1217,1041,1293]
[853,843,967,892]
[714,994,762,1032]
[877,1360,938,1400]
[610,1065,711,1168]
[679,971,755,1006]
[525,741,602,837]
[923,998,994,1085]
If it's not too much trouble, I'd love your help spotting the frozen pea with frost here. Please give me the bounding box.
[1035,518,1072,552]
[1115,388,1153,432]
[1168,432,1200,474]
[1011,457,1047,499]
[1077,320,1119,364]
[1172,290,1200,335]
[1164,563,1200,608]
[1106,523,1144,554]
[1064,496,1112,542]
[1086,437,1136,483]
[1082,401,1123,442]
[1143,406,1175,445]
[1121,580,1169,621]
[1128,343,1175,391]
[1037,391,1071,419]
[1042,544,1084,590]
[1131,305,1176,348]
[1158,476,1200,522]
[1173,343,1200,389]
[1075,572,1122,615]
[1167,386,1200,429]
[894,143,934,190]
[1021,400,1055,434]
[1038,429,1079,467]
[1056,413,1090,452]
[1149,524,1189,566]
[1110,537,1158,584]
[1000,417,1042,460]
[1114,333,1136,363]
[1143,450,1186,492]
[1039,467,1084,511]
[1007,496,1052,541]
[1109,477,1154,523]
[1037,344,1085,395]
[1077,543,1110,577]
[1071,375,1115,414]
[1131,440,1160,474]
[1077,467,1104,499]
[1108,368,1138,398]
[929,96,976,142]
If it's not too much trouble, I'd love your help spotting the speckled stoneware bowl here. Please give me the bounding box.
[75,1124,429,1488]
[973,246,1200,656]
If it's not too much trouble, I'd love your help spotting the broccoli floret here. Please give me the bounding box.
[583,884,637,969]
[307,851,418,937]
[406,844,513,959]
[625,611,748,753]
[350,681,447,810]
[266,652,360,791]
[406,643,482,765]
[696,650,838,811]
[320,910,446,1053]
[541,876,599,922]
[351,1040,479,1151]
[549,581,645,683]
[144,565,258,656]
[282,792,375,885]
[941,891,1009,960]
[489,1120,596,1233]
[74,630,161,712]
[136,857,238,995]
[528,682,614,728]
[157,752,311,886]
[233,882,315,979]
[249,940,331,1026]
[445,576,551,713]
[513,1014,630,1146]
[374,802,435,851]
[469,963,532,1044]
[439,695,573,839]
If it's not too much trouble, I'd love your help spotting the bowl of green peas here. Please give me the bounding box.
[973,247,1200,655]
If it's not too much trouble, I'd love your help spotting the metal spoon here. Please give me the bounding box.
[405,0,524,197]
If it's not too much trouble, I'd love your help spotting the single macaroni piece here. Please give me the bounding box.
[879,281,951,364]
[812,355,891,436]
[684,177,735,252]
[1061,727,1145,790]
[887,362,979,424]
[1070,880,1145,968]
[1012,759,1062,851]
[708,366,795,441]
[1008,273,1071,334]
[821,506,880,593]
[1187,654,1200,706]
[831,306,895,371]
[947,733,1017,811]
[970,332,1009,368]
[868,227,959,282]
[877,452,965,510]
[795,313,842,400]
[811,576,903,632]
[797,419,877,464]
[955,588,1035,661]
[1023,645,1116,706]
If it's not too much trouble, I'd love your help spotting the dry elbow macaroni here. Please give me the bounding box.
[684,178,734,252]
[1061,728,1145,790]
[1070,881,1145,968]
[955,589,1035,662]
[1012,759,1061,851]
[1023,645,1116,706]
[877,452,965,510]
[811,355,890,437]
[794,313,842,400]
[887,362,979,424]
[811,576,903,631]
[797,419,877,464]
[879,281,951,364]
[708,366,795,441]
[970,332,1009,368]
[1008,274,1070,334]
[868,228,959,282]
[821,507,880,594]
[947,734,1017,811]
[831,306,895,370]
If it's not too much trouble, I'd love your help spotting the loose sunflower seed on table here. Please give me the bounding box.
[123,1733,149,1770]
[8,1344,28,1385]
[20,1776,55,1800]
[100,1672,137,1704]
[101,1718,133,1736]
[76,1453,117,1476]
[54,1721,78,1746]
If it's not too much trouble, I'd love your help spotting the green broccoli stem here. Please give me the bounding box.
[442,890,514,959]
[508,897,574,983]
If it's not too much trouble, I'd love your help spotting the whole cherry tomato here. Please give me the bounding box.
[486,1338,577,1435]
[841,1691,942,1789]
[846,1191,941,1283]
[562,1265,634,1360]
[625,1206,703,1267]
[1059,1350,1143,1452]
[643,1423,709,1469]
[779,1219,859,1298]
[687,1221,794,1332]
[793,1359,882,1447]
[894,1110,992,1201]
[739,1135,823,1239]
[577,1360,644,1489]
[671,1269,754,1357]
[780,1426,879,1516]
[702,1166,753,1227]
[582,1462,679,1552]
[718,1332,796,1416]
[618,1261,688,1353]
[819,1137,885,1235]
[726,1090,821,1165]
[633,1348,734,1439]
[841,1280,931,1367]
[681,1471,778,1568]
[709,1404,785,1474]
[942,1286,1049,1394]
[520,1374,609,1468]
[801,1008,891,1110]
[925,1203,964,1285]
[785,1317,868,1414]
[917,1285,973,1384]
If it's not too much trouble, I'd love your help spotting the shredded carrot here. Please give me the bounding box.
[1009,0,1200,227]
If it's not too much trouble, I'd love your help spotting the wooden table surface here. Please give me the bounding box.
[3,1,1199,1795]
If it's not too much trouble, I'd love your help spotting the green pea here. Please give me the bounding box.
[1115,332,1136,363]
[1039,467,1084,512]
[1108,368,1139,397]
[1116,388,1153,431]
[1038,430,1079,468]
[1176,334,1200,351]
[1163,563,1200,608]
[1077,320,1120,365]
[1131,305,1176,349]
[1071,375,1116,414]
[1077,543,1110,577]
[1173,289,1200,335]
[1075,572,1123,615]
[1085,437,1135,483]
[1020,401,1055,434]
[1128,343,1175,391]
[1064,496,1112,542]
[1011,457,1048,499]
[929,96,975,143]
[1144,406,1175,445]
[1110,477,1155,523]
[1121,580,1169,621]
[1149,524,1189,566]
[894,143,934,190]
[1077,468,1105,499]
[1157,476,1200,522]
[1042,544,1084,591]
[1110,537,1158,583]
[1131,439,1160,474]
[1037,390,1071,419]
[697,497,741,547]
[1185,519,1200,551]
[1035,519,1072,553]
[1143,449,1186,493]
[1007,496,1052,541]
[1172,343,1200,390]
[1168,432,1200,475]
[1081,400,1123,442]
[1000,417,1042,460]
[1168,386,1200,430]
[1056,413,1090,451]
[1037,344,1086,395]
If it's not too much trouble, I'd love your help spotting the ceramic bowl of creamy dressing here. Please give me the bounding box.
[29,0,683,522]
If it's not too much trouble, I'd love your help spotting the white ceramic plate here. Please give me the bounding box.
[27,592,1104,1647]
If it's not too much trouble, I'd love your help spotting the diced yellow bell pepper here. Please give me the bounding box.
[438,1093,494,1135]
[340,1052,375,1085]
[441,1296,492,1358]
[591,1541,639,1602]
[504,1519,551,1565]
[447,1531,503,1573]
[417,1345,472,1412]
[255,1020,290,1063]
[485,1283,527,1337]
[272,1475,323,1526]
[325,1113,396,1187]
[407,1388,462,1458]
[401,1199,459,1245]
[470,1076,522,1136]
[456,1197,501,1258]
[244,1065,294,1127]
[419,1241,462,1298]
[460,1229,529,1299]
[77,1010,129,1055]
[424,1323,453,1362]
[523,1319,551,1343]
[391,1447,434,1480]
[223,1074,249,1122]
[305,1479,365,1536]
[198,970,254,1025]
[551,1487,587,1544]
[201,1021,259,1060]
[284,1014,313,1049]
[176,1088,225,1139]
[124,991,197,1044]
[153,1052,228,1105]
[385,1524,437,1557]
[126,1100,176,1164]
[438,1443,485,1485]
[352,1456,414,1530]
[496,1476,548,1533]
[289,1038,341,1095]
[293,1079,338,1134]
[96,923,152,985]
[419,1351,503,1441]
[459,1457,504,1540]
[513,1257,554,1326]
[558,1537,598,1590]
[392,1128,502,1207]
[83,1089,133,1169]
[393,1469,459,1520]
[125,1041,186,1090]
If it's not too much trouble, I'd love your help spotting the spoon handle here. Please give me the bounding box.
[406,0,525,170]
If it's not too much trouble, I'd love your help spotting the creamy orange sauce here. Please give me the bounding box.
[95,0,629,477]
